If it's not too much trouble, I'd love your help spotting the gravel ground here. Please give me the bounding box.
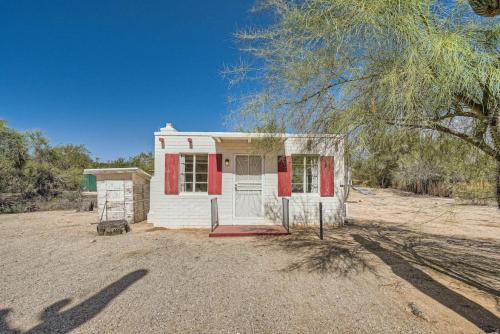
[1,190,499,333]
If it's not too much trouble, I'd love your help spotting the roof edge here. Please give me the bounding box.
[153,131,343,139]
[83,167,151,179]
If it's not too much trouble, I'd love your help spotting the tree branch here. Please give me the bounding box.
[289,74,379,106]
[386,120,499,160]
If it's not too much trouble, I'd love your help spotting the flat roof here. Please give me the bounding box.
[83,167,151,180]
[153,131,342,140]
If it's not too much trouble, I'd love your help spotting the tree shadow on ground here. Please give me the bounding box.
[258,227,377,276]
[258,221,500,331]
[0,269,148,334]
[353,234,500,332]
[352,221,500,298]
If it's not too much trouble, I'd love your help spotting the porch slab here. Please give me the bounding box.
[209,225,289,237]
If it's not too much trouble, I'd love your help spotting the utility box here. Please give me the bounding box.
[83,168,151,224]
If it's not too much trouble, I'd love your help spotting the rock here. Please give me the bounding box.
[97,220,130,236]
[408,302,428,321]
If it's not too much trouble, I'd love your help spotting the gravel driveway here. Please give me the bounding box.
[1,192,499,333]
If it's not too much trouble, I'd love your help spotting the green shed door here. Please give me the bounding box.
[81,174,97,192]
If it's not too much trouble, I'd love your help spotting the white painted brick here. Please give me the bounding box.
[148,133,346,228]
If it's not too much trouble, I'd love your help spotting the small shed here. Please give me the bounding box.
[83,168,151,224]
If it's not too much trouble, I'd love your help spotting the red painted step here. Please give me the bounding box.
[209,225,289,237]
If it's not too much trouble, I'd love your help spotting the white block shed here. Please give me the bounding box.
[83,168,151,224]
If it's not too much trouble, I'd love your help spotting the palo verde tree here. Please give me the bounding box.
[228,0,500,207]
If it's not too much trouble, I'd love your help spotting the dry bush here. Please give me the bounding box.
[453,181,495,205]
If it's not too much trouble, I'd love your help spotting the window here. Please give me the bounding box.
[179,154,208,192]
[291,155,319,193]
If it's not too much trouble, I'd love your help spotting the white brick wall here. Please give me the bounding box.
[148,131,345,228]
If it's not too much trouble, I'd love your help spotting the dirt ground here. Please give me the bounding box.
[0,189,499,333]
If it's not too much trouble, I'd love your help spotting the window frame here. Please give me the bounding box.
[291,155,319,194]
[179,154,209,193]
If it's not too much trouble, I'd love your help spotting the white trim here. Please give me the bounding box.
[153,130,343,140]
[178,193,211,197]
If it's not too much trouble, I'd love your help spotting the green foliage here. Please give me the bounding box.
[249,121,287,155]
[229,0,500,205]
[353,129,496,199]
[0,121,92,198]
[48,144,96,190]
[0,120,154,212]
[0,121,28,193]
[51,144,94,170]
[95,152,154,173]
[231,0,498,150]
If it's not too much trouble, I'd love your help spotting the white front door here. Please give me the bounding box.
[234,155,263,217]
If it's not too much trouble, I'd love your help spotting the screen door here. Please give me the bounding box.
[235,155,263,217]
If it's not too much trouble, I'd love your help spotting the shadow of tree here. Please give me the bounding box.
[353,221,500,298]
[353,234,500,332]
[258,220,500,330]
[258,228,376,276]
[0,269,148,334]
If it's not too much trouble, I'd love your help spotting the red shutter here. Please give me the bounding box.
[277,156,291,196]
[208,153,222,195]
[320,156,334,196]
[165,154,179,195]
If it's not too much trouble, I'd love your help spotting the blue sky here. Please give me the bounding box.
[0,0,258,160]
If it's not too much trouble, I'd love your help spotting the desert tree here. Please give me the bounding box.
[227,0,500,207]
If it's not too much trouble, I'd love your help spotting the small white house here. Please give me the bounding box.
[148,123,346,228]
